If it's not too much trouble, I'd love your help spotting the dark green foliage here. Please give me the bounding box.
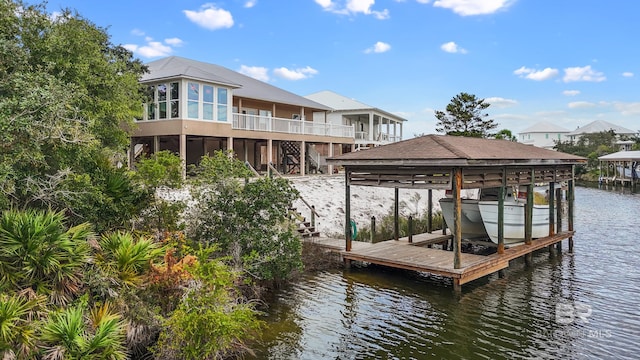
[554,130,618,175]
[154,250,262,360]
[435,92,498,138]
[493,129,517,141]
[189,152,303,283]
[0,209,92,305]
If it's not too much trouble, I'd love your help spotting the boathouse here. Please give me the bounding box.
[326,135,586,291]
[598,150,640,187]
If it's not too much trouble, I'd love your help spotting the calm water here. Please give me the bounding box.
[254,185,640,359]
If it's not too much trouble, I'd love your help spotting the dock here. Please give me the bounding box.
[308,230,574,287]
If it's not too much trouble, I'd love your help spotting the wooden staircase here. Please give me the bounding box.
[281,141,320,174]
[290,207,320,238]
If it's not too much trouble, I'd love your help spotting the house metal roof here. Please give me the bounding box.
[141,56,332,110]
[327,134,586,166]
[566,120,636,136]
[598,150,640,161]
[306,90,407,121]
[519,121,570,134]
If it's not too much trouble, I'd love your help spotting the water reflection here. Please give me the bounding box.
[255,186,640,360]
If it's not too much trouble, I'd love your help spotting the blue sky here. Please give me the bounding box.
[43,0,640,138]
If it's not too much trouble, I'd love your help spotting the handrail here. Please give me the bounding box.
[243,161,261,177]
[268,162,320,218]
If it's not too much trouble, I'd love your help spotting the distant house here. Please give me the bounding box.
[518,121,570,149]
[305,90,406,150]
[130,57,404,175]
[565,120,636,143]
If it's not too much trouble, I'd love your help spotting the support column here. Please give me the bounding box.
[427,189,433,233]
[498,185,505,255]
[300,141,306,176]
[453,168,462,269]
[345,170,352,252]
[227,136,234,155]
[524,176,534,266]
[568,178,575,252]
[153,136,160,153]
[179,134,187,179]
[128,138,135,169]
[328,142,335,174]
[267,139,273,169]
[243,140,248,162]
[556,187,563,251]
[548,182,555,236]
[394,187,399,241]
[368,112,374,142]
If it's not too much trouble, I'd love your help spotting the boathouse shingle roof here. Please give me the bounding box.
[327,134,586,166]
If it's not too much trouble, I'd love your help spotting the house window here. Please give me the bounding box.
[158,84,167,119]
[558,134,561,140]
[217,88,228,121]
[545,133,549,139]
[188,82,199,119]
[170,82,179,118]
[203,85,214,120]
[146,85,156,120]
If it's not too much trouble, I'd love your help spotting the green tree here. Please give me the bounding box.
[0,0,148,227]
[493,129,517,141]
[188,152,302,284]
[435,92,498,138]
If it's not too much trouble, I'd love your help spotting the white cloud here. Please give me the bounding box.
[513,66,559,81]
[563,65,606,83]
[315,0,389,19]
[568,101,596,109]
[613,102,640,116]
[164,37,184,46]
[239,65,270,82]
[416,0,431,3]
[485,97,517,108]
[563,90,580,96]
[440,41,467,54]
[273,66,319,80]
[433,0,513,16]
[365,41,391,53]
[131,28,145,36]
[622,72,634,77]
[244,0,257,8]
[124,40,172,58]
[184,4,234,30]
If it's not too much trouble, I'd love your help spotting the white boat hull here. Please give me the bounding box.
[478,201,552,244]
[439,198,488,239]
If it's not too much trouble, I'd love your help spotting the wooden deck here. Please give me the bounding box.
[307,230,575,286]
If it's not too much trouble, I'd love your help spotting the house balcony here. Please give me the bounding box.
[354,131,402,145]
[232,113,354,139]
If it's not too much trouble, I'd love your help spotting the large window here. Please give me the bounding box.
[170,82,179,118]
[217,88,228,121]
[188,82,199,118]
[203,85,214,120]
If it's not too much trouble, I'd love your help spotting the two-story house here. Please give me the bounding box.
[518,121,570,149]
[132,56,384,175]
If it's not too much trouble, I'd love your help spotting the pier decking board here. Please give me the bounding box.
[307,230,575,285]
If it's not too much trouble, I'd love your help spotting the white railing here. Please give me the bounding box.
[232,114,354,138]
[355,131,368,140]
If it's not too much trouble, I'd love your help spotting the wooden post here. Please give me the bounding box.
[568,178,575,252]
[311,205,316,228]
[394,187,399,241]
[548,181,555,236]
[556,187,563,252]
[525,182,533,245]
[453,278,462,294]
[408,216,414,243]
[427,189,433,233]
[498,186,505,255]
[370,216,376,243]
[453,168,462,269]
[345,170,352,252]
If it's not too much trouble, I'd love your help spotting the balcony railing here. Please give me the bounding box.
[232,114,354,138]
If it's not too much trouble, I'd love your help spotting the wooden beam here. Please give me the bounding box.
[548,181,555,236]
[453,168,462,269]
[427,189,433,233]
[345,170,352,252]
[568,178,575,252]
[497,185,505,254]
[394,187,399,241]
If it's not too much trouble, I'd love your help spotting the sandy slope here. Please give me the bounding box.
[289,175,446,237]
